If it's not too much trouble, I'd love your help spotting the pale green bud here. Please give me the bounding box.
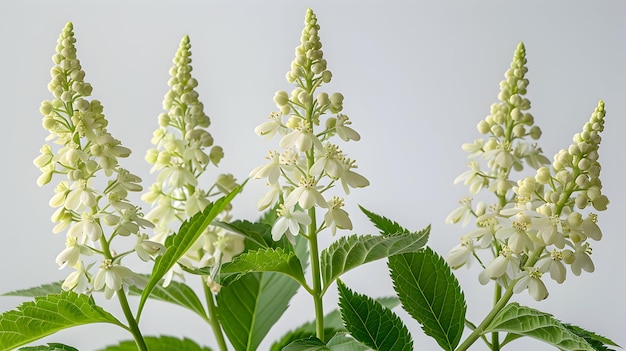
[40,101,53,115]
[575,174,589,188]
[477,120,490,134]
[592,195,609,211]
[317,92,329,107]
[568,211,583,227]
[209,146,224,165]
[286,116,301,129]
[511,108,523,121]
[158,113,170,127]
[216,173,238,194]
[529,126,541,140]
[513,124,525,138]
[577,158,591,171]
[522,113,534,125]
[274,91,289,107]
[535,167,552,184]
[490,124,504,137]
[586,186,601,201]
[575,193,588,209]
[321,70,332,83]
[556,170,572,184]
[562,250,575,264]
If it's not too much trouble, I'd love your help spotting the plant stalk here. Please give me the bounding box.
[308,207,325,341]
[204,283,229,351]
[455,284,515,351]
[117,290,149,351]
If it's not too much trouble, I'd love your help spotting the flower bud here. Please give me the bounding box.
[273,91,289,107]
[477,120,490,134]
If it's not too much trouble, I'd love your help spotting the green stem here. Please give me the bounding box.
[456,284,515,351]
[117,290,149,351]
[491,283,502,351]
[308,207,325,340]
[204,283,229,351]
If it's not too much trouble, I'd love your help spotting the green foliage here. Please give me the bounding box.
[563,324,620,351]
[485,303,615,351]
[337,281,413,351]
[18,343,78,351]
[216,271,300,351]
[213,220,274,251]
[218,248,307,287]
[96,336,214,351]
[320,229,429,294]
[325,332,371,351]
[0,291,123,350]
[388,247,466,350]
[128,277,208,322]
[282,337,329,351]
[3,282,63,297]
[359,206,411,236]
[270,297,398,350]
[138,188,241,317]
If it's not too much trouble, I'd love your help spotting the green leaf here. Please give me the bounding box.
[484,303,601,351]
[337,281,413,351]
[282,337,329,351]
[217,271,300,351]
[326,332,371,351]
[19,343,78,351]
[270,297,398,351]
[388,247,466,351]
[3,282,63,297]
[213,220,273,251]
[359,206,411,236]
[563,324,620,350]
[138,187,241,318]
[0,291,123,350]
[128,276,207,322]
[320,228,429,293]
[96,335,213,351]
[218,248,307,287]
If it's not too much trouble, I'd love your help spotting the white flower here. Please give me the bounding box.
[93,259,138,299]
[61,261,92,294]
[495,213,533,253]
[514,267,549,301]
[67,212,104,242]
[284,177,327,210]
[323,197,352,236]
[64,179,98,211]
[453,160,487,194]
[271,205,311,243]
[339,158,369,194]
[445,197,472,226]
[310,143,344,179]
[255,112,286,140]
[478,246,520,285]
[135,234,166,262]
[568,242,595,276]
[446,236,475,269]
[335,114,360,142]
[56,236,93,269]
[279,119,322,152]
[257,183,282,211]
[536,250,566,284]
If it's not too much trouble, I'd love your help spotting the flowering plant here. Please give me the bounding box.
[0,8,619,351]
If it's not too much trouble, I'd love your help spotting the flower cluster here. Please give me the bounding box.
[446,42,609,301]
[35,22,161,298]
[250,8,368,243]
[142,35,243,289]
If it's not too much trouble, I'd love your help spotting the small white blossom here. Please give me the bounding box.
[271,205,311,243]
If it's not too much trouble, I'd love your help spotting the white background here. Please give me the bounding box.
[1,1,624,350]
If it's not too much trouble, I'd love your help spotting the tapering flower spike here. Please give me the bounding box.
[446,42,609,300]
[35,22,153,298]
[143,35,243,287]
[251,8,368,242]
